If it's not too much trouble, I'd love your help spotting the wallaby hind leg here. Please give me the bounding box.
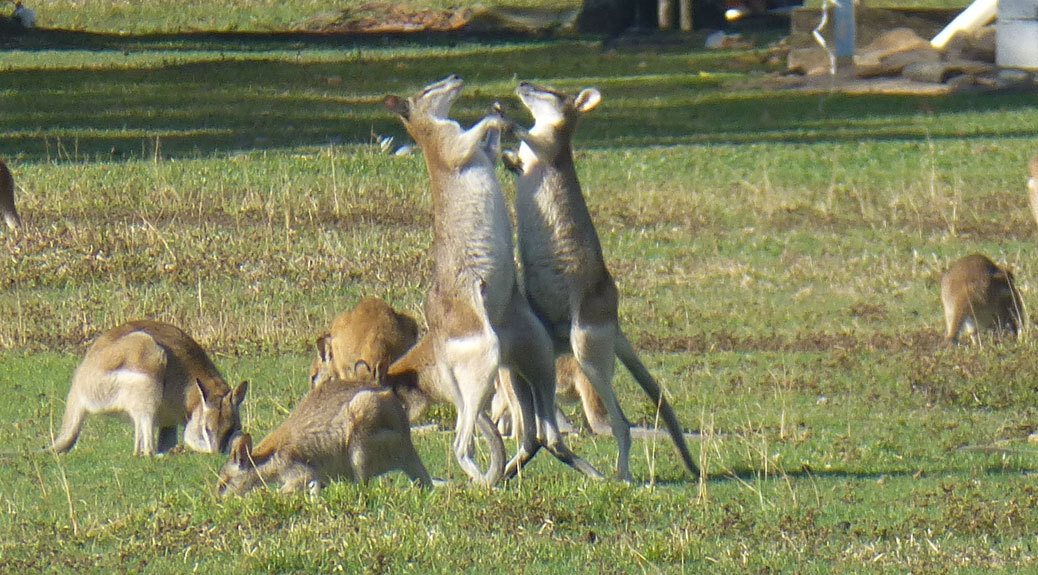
[502,368,543,479]
[443,337,505,486]
[571,322,634,481]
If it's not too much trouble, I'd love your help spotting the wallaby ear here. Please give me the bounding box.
[316,333,332,363]
[196,378,212,404]
[574,88,601,113]
[384,95,410,120]
[354,359,373,380]
[231,433,253,468]
[231,380,249,407]
[373,361,388,384]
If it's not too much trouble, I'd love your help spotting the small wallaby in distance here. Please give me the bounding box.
[384,75,602,485]
[497,82,699,481]
[217,367,433,496]
[0,158,22,230]
[941,254,1025,345]
[308,297,419,390]
[47,320,248,456]
[1027,156,1038,232]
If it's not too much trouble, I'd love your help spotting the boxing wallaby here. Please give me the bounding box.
[498,82,699,481]
[0,159,21,230]
[384,75,603,485]
[47,320,248,456]
[941,253,1025,345]
[217,369,432,496]
[309,297,419,389]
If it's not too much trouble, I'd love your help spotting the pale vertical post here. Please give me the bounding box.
[833,0,856,68]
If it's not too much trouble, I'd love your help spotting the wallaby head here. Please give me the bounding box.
[941,253,1025,344]
[515,83,600,150]
[0,159,21,231]
[218,432,261,496]
[184,378,249,453]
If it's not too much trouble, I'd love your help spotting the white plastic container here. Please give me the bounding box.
[998,0,1038,70]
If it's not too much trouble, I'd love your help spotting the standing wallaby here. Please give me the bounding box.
[217,371,432,496]
[941,253,1025,344]
[47,320,248,456]
[1028,156,1038,232]
[497,82,699,481]
[0,159,21,230]
[309,297,419,390]
[384,75,603,486]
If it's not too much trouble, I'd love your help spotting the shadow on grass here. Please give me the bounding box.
[2,27,1037,162]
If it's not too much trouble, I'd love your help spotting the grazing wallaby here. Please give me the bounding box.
[0,159,21,230]
[940,253,1025,345]
[217,370,432,496]
[384,75,603,485]
[498,82,699,481]
[492,355,610,437]
[1028,156,1038,232]
[308,297,419,390]
[47,320,248,456]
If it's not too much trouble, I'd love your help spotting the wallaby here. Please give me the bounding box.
[1028,156,1038,232]
[309,297,419,389]
[497,82,700,481]
[217,369,432,496]
[940,253,1025,344]
[492,355,610,437]
[0,159,21,230]
[47,320,248,456]
[384,75,603,486]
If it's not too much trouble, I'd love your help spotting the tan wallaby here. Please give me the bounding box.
[0,159,21,230]
[47,320,248,456]
[1028,156,1038,232]
[309,297,419,390]
[940,253,1025,344]
[492,355,610,437]
[217,369,432,496]
[498,82,699,481]
[384,75,603,485]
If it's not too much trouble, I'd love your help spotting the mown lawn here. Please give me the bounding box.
[2,2,1038,573]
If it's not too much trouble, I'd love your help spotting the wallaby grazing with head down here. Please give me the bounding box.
[497,82,699,481]
[940,253,1025,345]
[384,75,603,486]
[492,355,610,437]
[47,320,248,456]
[0,159,22,230]
[217,368,432,496]
[308,297,419,390]
[1028,156,1038,232]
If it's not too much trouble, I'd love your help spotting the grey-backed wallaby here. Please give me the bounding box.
[217,367,432,496]
[309,297,419,389]
[384,75,603,485]
[940,253,1025,345]
[47,320,248,456]
[497,82,700,481]
[0,159,21,230]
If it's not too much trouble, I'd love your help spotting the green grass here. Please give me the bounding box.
[3,9,1038,574]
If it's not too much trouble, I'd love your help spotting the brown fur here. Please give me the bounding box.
[384,76,603,485]
[492,355,610,437]
[0,159,21,230]
[309,297,419,389]
[940,254,1025,344]
[217,374,431,496]
[47,320,248,456]
[1028,156,1038,233]
[499,82,699,480]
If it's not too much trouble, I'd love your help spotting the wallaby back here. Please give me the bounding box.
[47,320,247,456]
[940,254,1025,344]
[217,375,431,495]
[0,159,21,230]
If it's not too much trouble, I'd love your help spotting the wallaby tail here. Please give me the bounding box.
[615,331,700,478]
[45,390,86,454]
[475,412,505,487]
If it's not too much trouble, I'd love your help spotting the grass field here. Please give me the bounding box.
[3,1,1038,572]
